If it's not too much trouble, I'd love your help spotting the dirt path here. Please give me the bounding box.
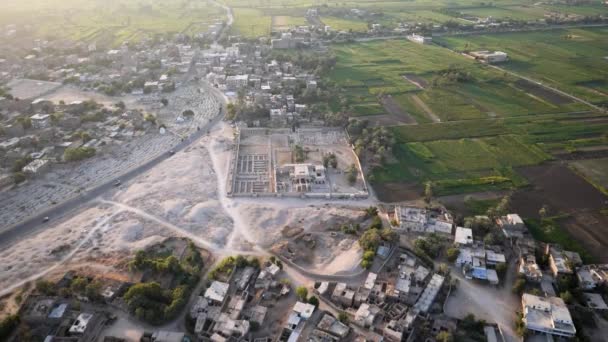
[100,199,265,257]
[446,263,521,342]
[411,94,441,123]
[0,210,122,297]
[380,95,417,124]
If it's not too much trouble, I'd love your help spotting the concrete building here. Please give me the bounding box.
[354,303,380,328]
[204,281,229,305]
[576,266,600,290]
[519,253,543,283]
[277,163,327,193]
[0,137,20,151]
[583,293,608,311]
[30,113,50,129]
[394,206,426,232]
[23,158,50,175]
[407,34,432,44]
[413,274,445,313]
[394,206,453,234]
[496,214,527,239]
[470,50,508,63]
[521,293,576,338]
[69,313,93,335]
[331,282,355,308]
[456,246,504,285]
[454,227,473,246]
[226,74,249,90]
[546,245,582,277]
[213,313,250,338]
[316,314,350,339]
[151,330,186,342]
[271,33,296,49]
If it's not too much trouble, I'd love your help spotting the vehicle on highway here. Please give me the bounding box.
[42,216,50,223]
[114,180,121,187]
[169,150,175,155]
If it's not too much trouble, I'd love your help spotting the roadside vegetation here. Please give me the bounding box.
[124,241,204,324]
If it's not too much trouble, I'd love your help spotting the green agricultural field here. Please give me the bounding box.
[570,158,608,195]
[370,109,608,196]
[322,17,369,32]
[0,0,225,47]
[329,39,587,123]
[436,27,608,105]
[231,8,272,37]
[272,16,307,30]
[458,5,547,21]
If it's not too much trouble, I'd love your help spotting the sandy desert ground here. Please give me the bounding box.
[0,122,377,301]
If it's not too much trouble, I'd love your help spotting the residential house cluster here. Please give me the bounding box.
[316,249,446,341]
[393,206,453,235]
[190,262,289,341]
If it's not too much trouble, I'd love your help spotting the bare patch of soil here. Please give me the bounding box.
[379,95,417,125]
[515,79,572,105]
[373,182,423,203]
[512,163,608,262]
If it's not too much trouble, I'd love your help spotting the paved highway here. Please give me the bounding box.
[0,84,227,248]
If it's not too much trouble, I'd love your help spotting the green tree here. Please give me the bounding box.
[512,278,526,295]
[447,247,460,262]
[370,216,383,230]
[0,315,20,340]
[85,280,103,301]
[364,206,379,218]
[346,164,358,184]
[64,147,96,162]
[560,291,574,304]
[380,227,398,243]
[70,277,88,293]
[308,296,320,307]
[363,250,376,261]
[338,312,349,323]
[296,286,308,301]
[424,181,433,203]
[496,263,508,277]
[539,205,548,221]
[436,331,453,342]
[13,172,26,184]
[358,229,381,252]
[36,279,56,296]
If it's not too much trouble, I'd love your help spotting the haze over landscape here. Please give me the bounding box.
[0,0,607,341]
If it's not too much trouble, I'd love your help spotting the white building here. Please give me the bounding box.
[521,293,576,338]
[204,281,229,304]
[30,113,50,129]
[271,33,296,49]
[293,301,315,320]
[395,206,426,232]
[454,227,473,246]
[69,313,93,335]
[470,50,508,63]
[407,34,432,44]
[355,303,380,328]
[23,159,50,175]
[226,74,249,90]
[394,206,453,234]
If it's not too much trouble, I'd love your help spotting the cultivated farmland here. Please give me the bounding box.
[327,38,608,200]
[0,0,225,47]
[436,27,608,106]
